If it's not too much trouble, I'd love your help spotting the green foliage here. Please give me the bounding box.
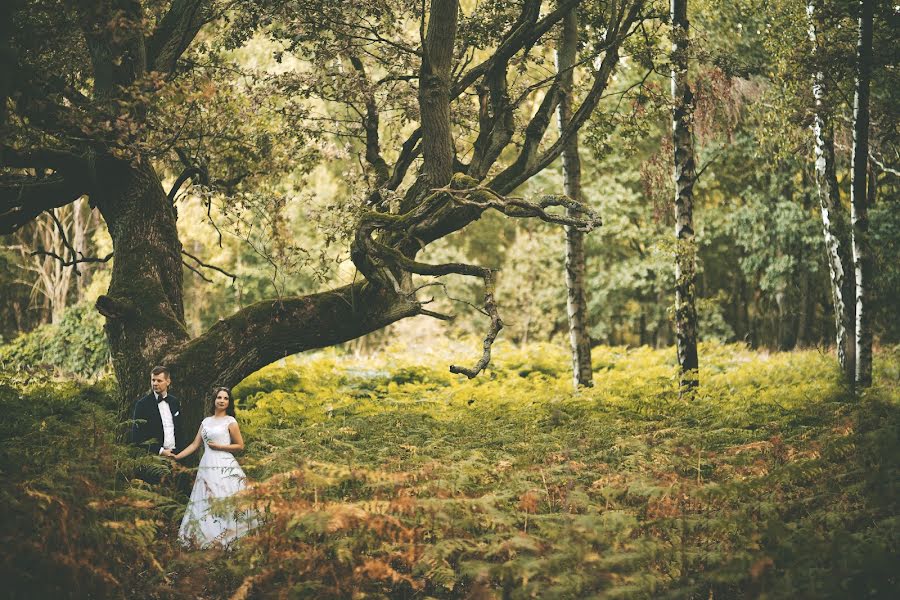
[2,343,898,598]
[870,204,900,341]
[0,373,181,600]
[0,301,110,378]
[227,343,900,598]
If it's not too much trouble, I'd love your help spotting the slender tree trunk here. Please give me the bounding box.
[671,0,699,394]
[557,10,592,388]
[851,0,875,387]
[796,268,810,347]
[807,0,855,380]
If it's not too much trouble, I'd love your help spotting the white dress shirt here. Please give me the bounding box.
[154,392,176,454]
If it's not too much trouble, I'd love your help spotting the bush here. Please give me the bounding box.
[0,302,110,378]
[0,373,180,600]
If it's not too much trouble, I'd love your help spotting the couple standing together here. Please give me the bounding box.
[130,366,255,547]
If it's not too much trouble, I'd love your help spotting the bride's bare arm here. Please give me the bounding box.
[173,426,203,460]
[207,421,245,453]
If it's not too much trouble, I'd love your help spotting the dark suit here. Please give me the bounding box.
[129,391,186,455]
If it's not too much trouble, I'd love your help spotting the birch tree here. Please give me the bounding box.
[557,9,593,388]
[850,0,875,387]
[671,0,699,393]
[807,0,855,381]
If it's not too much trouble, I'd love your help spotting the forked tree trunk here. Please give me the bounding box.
[851,0,875,387]
[807,0,855,381]
[671,0,699,394]
[557,9,593,388]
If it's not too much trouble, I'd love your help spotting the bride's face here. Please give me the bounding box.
[214,391,230,411]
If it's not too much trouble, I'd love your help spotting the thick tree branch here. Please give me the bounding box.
[466,47,516,180]
[167,167,203,203]
[434,184,601,231]
[391,0,576,189]
[1,145,91,176]
[451,0,578,98]
[489,1,644,195]
[387,128,422,192]
[348,55,390,186]
[0,175,88,234]
[146,0,210,74]
[167,282,421,388]
[487,77,563,193]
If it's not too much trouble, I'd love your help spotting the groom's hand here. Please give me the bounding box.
[160,449,175,458]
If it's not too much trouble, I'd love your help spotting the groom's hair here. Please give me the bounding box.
[151,366,171,378]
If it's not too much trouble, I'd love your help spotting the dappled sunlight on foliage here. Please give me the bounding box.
[2,343,898,598]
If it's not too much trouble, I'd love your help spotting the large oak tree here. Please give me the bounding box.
[1,0,647,429]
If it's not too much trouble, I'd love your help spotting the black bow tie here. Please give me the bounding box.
[157,395,169,404]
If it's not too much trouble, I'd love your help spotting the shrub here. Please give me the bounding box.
[0,302,110,378]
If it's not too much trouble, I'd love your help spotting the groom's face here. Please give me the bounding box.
[151,372,170,395]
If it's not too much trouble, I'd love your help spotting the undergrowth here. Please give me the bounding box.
[1,342,897,599]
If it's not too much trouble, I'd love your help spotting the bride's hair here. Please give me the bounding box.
[210,386,236,417]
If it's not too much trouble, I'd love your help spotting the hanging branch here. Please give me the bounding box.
[182,259,213,282]
[168,167,204,203]
[181,249,237,284]
[31,249,114,267]
[435,184,601,231]
[351,176,602,378]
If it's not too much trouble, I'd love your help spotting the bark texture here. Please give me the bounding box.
[415,0,459,196]
[93,157,191,408]
[557,9,593,388]
[807,0,855,381]
[850,0,874,387]
[671,0,699,393]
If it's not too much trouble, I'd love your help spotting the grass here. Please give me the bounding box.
[1,341,898,599]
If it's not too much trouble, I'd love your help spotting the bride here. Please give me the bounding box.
[173,387,256,547]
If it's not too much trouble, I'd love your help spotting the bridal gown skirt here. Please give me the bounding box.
[178,418,257,547]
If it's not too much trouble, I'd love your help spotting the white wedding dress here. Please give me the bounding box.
[178,416,256,547]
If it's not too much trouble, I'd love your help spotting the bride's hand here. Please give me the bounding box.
[206,441,225,451]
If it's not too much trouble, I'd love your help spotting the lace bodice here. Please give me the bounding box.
[202,416,236,448]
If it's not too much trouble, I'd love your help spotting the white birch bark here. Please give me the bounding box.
[557,9,593,388]
[807,0,855,380]
[851,0,875,387]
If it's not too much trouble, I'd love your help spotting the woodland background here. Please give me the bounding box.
[0,0,898,598]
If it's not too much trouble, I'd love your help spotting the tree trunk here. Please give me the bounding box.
[807,0,855,380]
[94,156,191,412]
[557,9,592,389]
[796,268,810,347]
[671,0,699,394]
[401,0,459,212]
[851,0,874,387]
[90,155,422,429]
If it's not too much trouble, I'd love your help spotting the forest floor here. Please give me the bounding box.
[2,342,898,599]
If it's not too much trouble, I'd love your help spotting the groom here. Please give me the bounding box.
[130,366,185,457]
